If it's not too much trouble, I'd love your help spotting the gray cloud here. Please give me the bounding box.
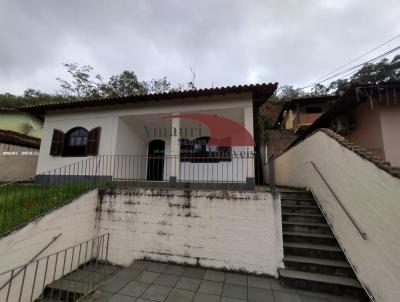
[1,0,399,94]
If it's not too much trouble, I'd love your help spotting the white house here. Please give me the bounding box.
[23,83,277,188]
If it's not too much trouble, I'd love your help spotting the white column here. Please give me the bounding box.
[170,114,180,180]
[244,106,255,179]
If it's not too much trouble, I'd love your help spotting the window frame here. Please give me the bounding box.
[180,136,232,163]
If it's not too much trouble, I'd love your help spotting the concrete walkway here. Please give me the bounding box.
[83,260,359,302]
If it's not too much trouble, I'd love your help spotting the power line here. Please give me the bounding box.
[317,44,400,84]
[315,33,400,83]
[300,43,400,89]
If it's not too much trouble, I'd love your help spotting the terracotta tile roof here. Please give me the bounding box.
[0,129,41,149]
[275,128,400,179]
[19,83,278,113]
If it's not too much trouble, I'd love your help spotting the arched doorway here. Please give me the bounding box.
[147,140,165,181]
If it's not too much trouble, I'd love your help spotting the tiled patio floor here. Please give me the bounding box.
[82,260,360,302]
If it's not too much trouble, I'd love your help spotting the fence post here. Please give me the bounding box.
[268,154,276,197]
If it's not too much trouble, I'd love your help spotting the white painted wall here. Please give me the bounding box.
[273,131,400,302]
[97,188,283,276]
[0,190,98,302]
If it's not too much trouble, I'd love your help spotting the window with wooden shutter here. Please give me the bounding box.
[50,129,65,156]
[86,127,101,155]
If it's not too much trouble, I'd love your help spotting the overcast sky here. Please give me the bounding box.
[1,0,399,94]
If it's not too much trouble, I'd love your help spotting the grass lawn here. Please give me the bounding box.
[0,182,96,235]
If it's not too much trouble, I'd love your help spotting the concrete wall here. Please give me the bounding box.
[0,112,43,138]
[0,143,39,182]
[0,187,284,301]
[263,129,297,159]
[273,131,400,302]
[346,102,385,160]
[97,188,283,276]
[0,190,98,302]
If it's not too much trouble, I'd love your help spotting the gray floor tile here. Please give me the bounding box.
[128,260,152,270]
[65,269,91,281]
[94,264,121,275]
[134,271,160,283]
[108,294,137,302]
[100,276,131,293]
[113,268,142,283]
[222,283,247,300]
[48,279,87,294]
[198,280,223,295]
[193,292,221,302]
[248,287,274,302]
[80,271,107,284]
[85,290,114,302]
[221,297,247,302]
[183,267,206,279]
[136,299,154,302]
[164,264,186,276]
[147,262,169,273]
[175,277,202,291]
[119,281,150,297]
[274,291,302,302]
[166,288,196,302]
[141,284,173,302]
[225,273,247,286]
[154,273,181,287]
[204,270,226,282]
[248,276,271,290]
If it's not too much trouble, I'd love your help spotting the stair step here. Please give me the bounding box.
[283,231,337,245]
[279,268,361,287]
[282,212,325,223]
[284,255,350,268]
[284,255,355,278]
[283,242,345,261]
[283,221,332,235]
[280,191,313,199]
[281,205,321,214]
[278,268,366,298]
[281,198,316,206]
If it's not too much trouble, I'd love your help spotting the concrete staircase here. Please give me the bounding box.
[278,190,369,300]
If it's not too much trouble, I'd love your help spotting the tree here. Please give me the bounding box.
[329,55,400,93]
[103,70,147,97]
[275,85,305,102]
[56,63,102,98]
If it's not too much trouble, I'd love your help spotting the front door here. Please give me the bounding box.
[147,140,165,181]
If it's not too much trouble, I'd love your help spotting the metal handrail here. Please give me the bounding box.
[0,233,62,291]
[0,233,110,302]
[310,161,367,240]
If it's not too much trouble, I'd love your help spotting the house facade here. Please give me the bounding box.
[24,84,277,188]
[296,81,400,166]
[274,96,337,133]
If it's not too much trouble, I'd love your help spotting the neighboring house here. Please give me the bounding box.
[274,96,337,133]
[0,108,43,138]
[21,83,278,187]
[0,129,40,182]
[295,81,400,166]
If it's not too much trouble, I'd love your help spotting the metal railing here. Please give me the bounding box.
[0,153,264,236]
[0,233,110,302]
[310,161,367,240]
